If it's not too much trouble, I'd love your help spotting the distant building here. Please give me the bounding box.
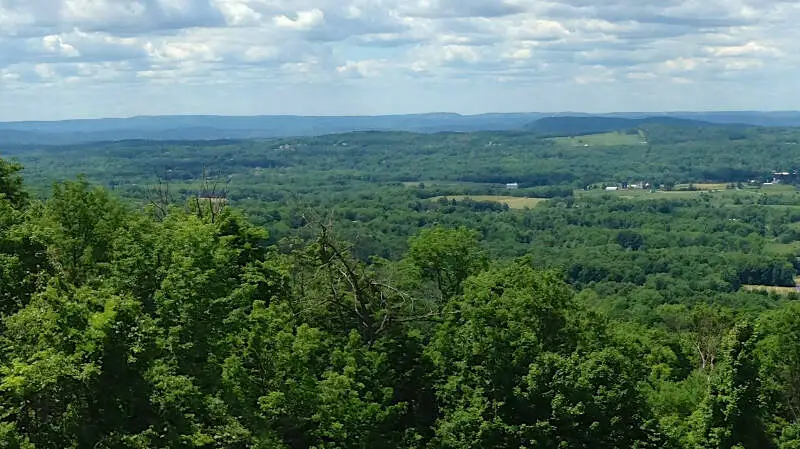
[629,181,648,189]
[506,183,519,190]
[605,186,619,191]
[770,171,794,184]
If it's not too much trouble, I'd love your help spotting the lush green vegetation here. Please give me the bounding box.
[4,122,800,447]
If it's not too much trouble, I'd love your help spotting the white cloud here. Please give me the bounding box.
[34,63,57,79]
[146,41,218,62]
[504,48,532,60]
[61,0,147,24]
[722,58,763,71]
[42,35,81,57]
[662,57,703,72]
[399,0,524,18]
[505,18,570,41]
[574,66,616,84]
[706,41,781,57]
[0,69,21,82]
[0,0,799,119]
[626,71,657,80]
[242,45,279,63]
[336,59,385,78]
[274,9,325,30]
[213,0,263,26]
[442,45,480,64]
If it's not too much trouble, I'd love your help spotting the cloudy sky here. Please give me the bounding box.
[0,0,798,120]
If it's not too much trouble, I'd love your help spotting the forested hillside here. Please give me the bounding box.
[4,123,800,447]
[2,112,800,145]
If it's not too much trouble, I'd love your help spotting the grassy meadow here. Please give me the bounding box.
[550,131,645,147]
[429,195,547,209]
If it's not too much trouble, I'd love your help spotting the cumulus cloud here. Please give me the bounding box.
[336,59,386,78]
[399,0,525,19]
[42,35,80,57]
[273,9,325,30]
[0,0,799,119]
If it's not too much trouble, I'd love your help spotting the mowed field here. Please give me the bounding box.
[742,276,800,295]
[742,285,800,295]
[576,187,773,201]
[576,189,711,200]
[550,132,644,147]
[430,195,546,209]
[674,183,732,191]
[401,180,499,188]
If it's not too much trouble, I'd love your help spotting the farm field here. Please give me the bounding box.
[401,180,498,188]
[741,280,800,295]
[741,285,798,295]
[573,187,783,202]
[761,184,798,192]
[576,189,711,200]
[674,183,733,191]
[429,195,546,209]
[764,241,800,255]
[550,131,644,147]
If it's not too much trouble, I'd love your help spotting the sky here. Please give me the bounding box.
[0,0,799,121]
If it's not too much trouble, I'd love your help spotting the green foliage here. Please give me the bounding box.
[698,322,772,449]
[427,261,659,448]
[0,422,35,449]
[406,226,487,299]
[0,158,26,209]
[4,121,800,448]
[758,303,800,427]
[39,177,125,285]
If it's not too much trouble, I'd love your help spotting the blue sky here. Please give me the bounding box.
[0,0,798,120]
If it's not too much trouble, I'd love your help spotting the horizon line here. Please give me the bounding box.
[2,110,800,124]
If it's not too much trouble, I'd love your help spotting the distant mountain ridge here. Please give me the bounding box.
[524,116,722,136]
[1,111,799,145]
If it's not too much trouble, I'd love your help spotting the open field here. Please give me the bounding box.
[401,180,498,188]
[761,184,798,192]
[764,241,800,255]
[742,276,800,295]
[429,195,546,209]
[576,189,711,200]
[674,183,733,191]
[741,285,799,295]
[575,187,772,201]
[550,132,644,147]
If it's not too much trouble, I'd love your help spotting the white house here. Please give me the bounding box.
[506,183,519,190]
[605,186,619,191]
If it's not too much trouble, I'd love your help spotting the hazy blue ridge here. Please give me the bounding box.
[1,111,799,145]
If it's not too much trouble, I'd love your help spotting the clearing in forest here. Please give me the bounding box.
[741,285,800,295]
[742,276,800,295]
[402,180,497,188]
[577,189,709,200]
[430,195,546,209]
[674,183,732,191]
[550,132,644,147]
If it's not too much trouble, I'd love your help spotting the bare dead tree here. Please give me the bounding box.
[288,213,442,345]
[144,168,174,221]
[192,165,231,223]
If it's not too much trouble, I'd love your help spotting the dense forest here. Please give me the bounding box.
[4,122,800,447]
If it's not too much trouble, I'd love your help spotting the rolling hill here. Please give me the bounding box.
[524,116,722,137]
[1,111,799,145]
